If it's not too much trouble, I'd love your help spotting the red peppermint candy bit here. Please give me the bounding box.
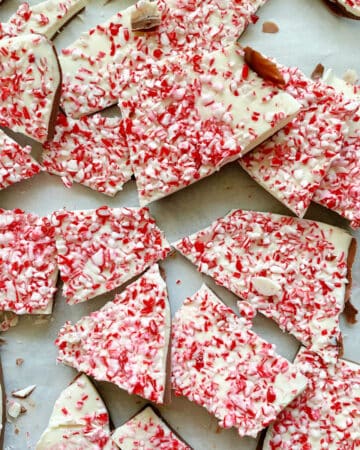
[0,209,58,315]
[0,130,41,191]
[51,206,170,304]
[60,0,269,118]
[123,43,299,206]
[0,34,61,143]
[112,406,190,449]
[173,210,355,362]
[240,63,358,218]
[56,265,170,404]
[42,113,132,196]
[0,0,87,40]
[313,72,360,229]
[263,347,360,449]
[171,285,307,438]
[36,374,116,449]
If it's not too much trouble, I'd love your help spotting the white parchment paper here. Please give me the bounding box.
[0,0,359,449]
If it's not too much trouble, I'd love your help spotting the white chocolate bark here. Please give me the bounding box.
[60,0,269,118]
[51,206,170,304]
[240,64,357,217]
[0,130,41,192]
[42,114,132,196]
[112,407,190,449]
[0,0,87,39]
[0,209,58,315]
[0,34,61,143]
[171,285,307,438]
[124,44,300,206]
[56,265,171,404]
[174,210,354,361]
[313,69,360,228]
[36,374,115,450]
[263,347,360,449]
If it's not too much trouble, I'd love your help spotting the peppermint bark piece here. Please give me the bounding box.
[52,206,170,304]
[123,43,300,206]
[240,64,358,217]
[323,0,360,19]
[174,210,355,361]
[0,209,58,315]
[0,0,87,40]
[263,348,360,449]
[112,406,191,449]
[42,114,132,196]
[0,358,4,450]
[0,130,41,191]
[60,0,269,118]
[171,285,307,438]
[56,265,171,404]
[0,34,61,143]
[36,374,116,450]
[313,70,360,229]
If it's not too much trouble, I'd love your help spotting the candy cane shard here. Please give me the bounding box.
[36,374,116,450]
[59,0,269,118]
[0,0,88,40]
[240,61,358,218]
[0,209,58,315]
[262,347,360,449]
[173,210,356,362]
[312,69,360,229]
[56,265,171,404]
[42,114,132,196]
[171,285,307,438]
[112,406,191,449]
[123,43,300,206]
[51,207,170,304]
[0,130,41,191]
[0,34,61,143]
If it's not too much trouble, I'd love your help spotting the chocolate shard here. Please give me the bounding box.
[243,46,286,88]
[311,63,325,81]
[343,301,358,325]
[131,1,161,31]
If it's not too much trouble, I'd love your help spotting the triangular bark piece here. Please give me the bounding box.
[56,265,171,404]
[36,374,116,449]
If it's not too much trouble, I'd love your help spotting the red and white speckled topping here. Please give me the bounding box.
[0,0,87,40]
[0,33,61,143]
[0,129,41,191]
[56,265,171,404]
[51,206,170,304]
[60,0,268,118]
[42,113,132,196]
[263,347,360,449]
[122,44,300,206]
[313,71,360,229]
[0,209,58,315]
[240,65,358,217]
[173,210,354,361]
[171,284,307,438]
[112,406,190,450]
[36,374,116,450]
